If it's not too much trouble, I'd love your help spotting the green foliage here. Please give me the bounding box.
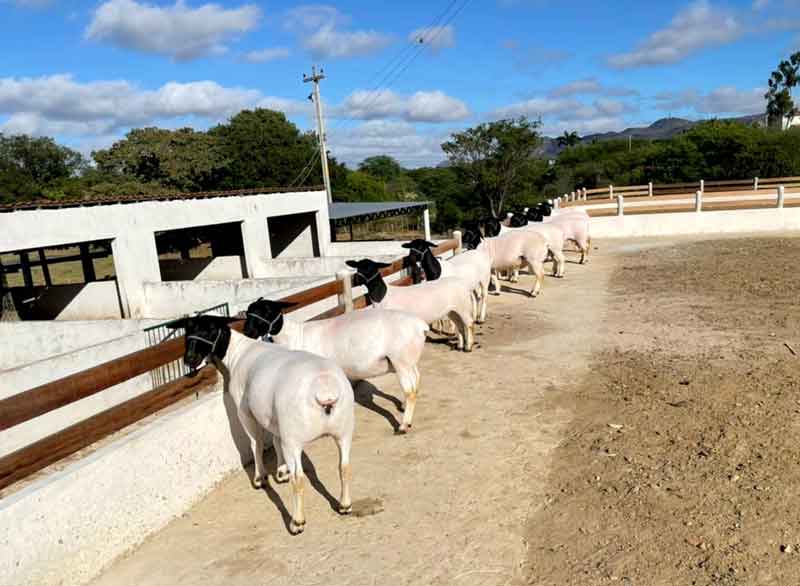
[93,127,228,192]
[557,131,580,148]
[442,117,542,216]
[336,171,388,202]
[766,52,800,128]
[0,133,87,203]
[358,155,403,183]
[210,109,317,189]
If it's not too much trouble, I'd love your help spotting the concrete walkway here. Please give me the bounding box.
[90,245,617,586]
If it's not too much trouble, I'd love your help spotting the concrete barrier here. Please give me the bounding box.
[0,381,247,586]
[587,205,800,239]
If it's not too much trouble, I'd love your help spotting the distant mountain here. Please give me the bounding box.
[538,114,767,158]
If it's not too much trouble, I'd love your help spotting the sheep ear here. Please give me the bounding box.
[208,316,238,326]
[345,260,359,268]
[375,261,392,269]
[401,242,412,249]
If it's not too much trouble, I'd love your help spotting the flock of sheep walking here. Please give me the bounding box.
[170,201,591,534]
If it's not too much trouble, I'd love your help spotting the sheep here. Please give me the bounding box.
[170,315,355,535]
[243,298,428,434]
[461,226,550,297]
[540,210,591,263]
[401,239,492,324]
[480,213,567,281]
[345,259,476,352]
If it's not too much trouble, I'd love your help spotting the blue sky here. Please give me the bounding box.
[0,0,798,167]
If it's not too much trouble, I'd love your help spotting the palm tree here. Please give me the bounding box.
[557,131,581,148]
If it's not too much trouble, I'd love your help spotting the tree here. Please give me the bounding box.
[0,133,87,202]
[210,109,317,189]
[358,155,403,182]
[93,127,228,192]
[557,131,581,148]
[765,52,800,128]
[336,171,388,202]
[441,117,541,217]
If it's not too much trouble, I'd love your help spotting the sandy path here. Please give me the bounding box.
[90,246,615,586]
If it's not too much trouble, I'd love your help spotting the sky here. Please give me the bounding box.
[0,0,798,168]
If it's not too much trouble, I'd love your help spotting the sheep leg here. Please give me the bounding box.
[490,270,501,295]
[272,435,289,483]
[239,409,267,488]
[510,267,520,283]
[528,258,545,297]
[478,277,490,323]
[283,443,306,535]
[335,435,353,514]
[552,247,566,278]
[393,362,419,433]
[581,236,591,264]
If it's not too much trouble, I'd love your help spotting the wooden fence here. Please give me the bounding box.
[0,236,461,493]
[561,176,800,205]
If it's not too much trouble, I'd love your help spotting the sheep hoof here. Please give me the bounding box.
[289,520,306,535]
[339,504,353,515]
[275,467,290,483]
[252,475,265,489]
[394,426,408,435]
[463,346,473,353]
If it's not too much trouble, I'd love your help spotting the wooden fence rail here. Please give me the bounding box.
[0,237,459,492]
[569,176,800,204]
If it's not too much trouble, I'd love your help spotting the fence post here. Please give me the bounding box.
[583,187,588,200]
[695,190,703,212]
[648,181,653,197]
[754,176,759,191]
[700,179,705,194]
[570,191,575,201]
[453,230,463,254]
[609,184,614,200]
[777,185,785,209]
[336,270,354,313]
[616,194,624,216]
[422,208,431,241]
[554,198,560,210]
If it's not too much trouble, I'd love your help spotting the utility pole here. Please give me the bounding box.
[304,65,332,203]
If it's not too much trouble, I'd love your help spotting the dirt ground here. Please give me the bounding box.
[90,234,800,586]
[525,236,800,586]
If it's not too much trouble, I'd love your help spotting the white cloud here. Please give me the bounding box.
[242,47,291,63]
[607,1,742,69]
[654,86,766,115]
[548,77,640,98]
[408,25,455,51]
[490,97,580,119]
[329,120,448,168]
[85,0,261,61]
[0,74,286,137]
[284,5,392,59]
[338,89,470,123]
[549,78,602,97]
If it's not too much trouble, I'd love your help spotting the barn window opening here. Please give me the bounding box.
[154,222,248,281]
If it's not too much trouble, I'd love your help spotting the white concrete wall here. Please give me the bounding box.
[262,255,396,278]
[328,240,410,257]
[0,319,159,371]
[141,276,327,319]
[158,256,245,281]
[587,205,800,239]
[0,190,330,318]
[0,383,250,586]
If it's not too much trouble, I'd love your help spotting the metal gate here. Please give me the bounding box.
[143,302,230,389]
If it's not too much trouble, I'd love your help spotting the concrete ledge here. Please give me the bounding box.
[0,381,251,586]
[588,206,800,238]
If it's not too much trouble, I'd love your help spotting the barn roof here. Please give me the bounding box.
[328,201,429,227]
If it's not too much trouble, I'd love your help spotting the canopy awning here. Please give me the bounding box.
[328,202,429,227]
